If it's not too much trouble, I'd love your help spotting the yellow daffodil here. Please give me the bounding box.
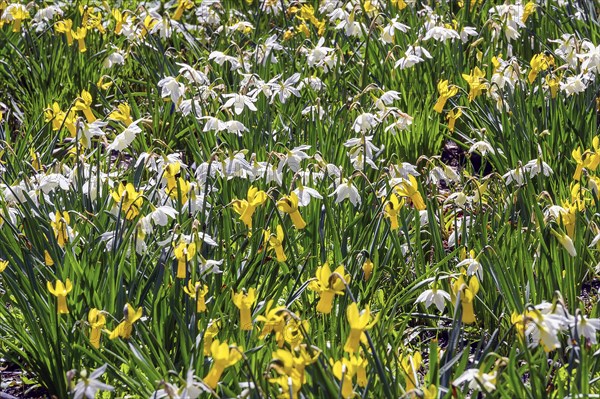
[433,80,458,113]
[109,303,143,340]
[88,308,106,349]
[0,259,8,272]
[96,75,112,90]
[44,250,54,267]
[462,66,487,101]
[183,281,208,312]
[400,351,422,393]
[7,4,29,32]
[47,278,73,314]
[73,89,96,123]
[173,241,196,279]
[395,175,426,210]
[521,2,537,23]
[55,19,74,44]
[344,303,376,353]
[265,225,287,262]
[71,27,87,53]
[108,103,134,126]
[446,108,462,132]
[277,192,306,229]
[256,300,287,346]
[362,258,374,281]
[383,193,403,230]
[233,288,257,331]
[332,355,368,399]
[528,53,554,84]
[203,319,221,356]
[451,275,479,324]
[269,345,320,398]
[50,211,70,248]
[308,263,350,314]
[110,182,144,220]
[204,340,243,389]
[173,0,194,20]
[232,186,267,229]
[112,8,124,34]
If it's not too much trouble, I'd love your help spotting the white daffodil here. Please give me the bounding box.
[71,364,114,399]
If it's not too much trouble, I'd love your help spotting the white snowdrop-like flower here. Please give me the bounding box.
[158,77,186,104]
[469,141,496,156]
[330,179,361,207]
[222,93,257,115]
[415,287,451,312]
[352,113,380,133]
[71,364,114,399]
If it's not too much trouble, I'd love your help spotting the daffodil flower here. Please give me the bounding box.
[173,241,196,279]
[400,351,422,393]
[0,259,8,272]
[50,211,71,248]
[308,263,350,314]
[71,27,87,53]
[395,175,426,210]
[73,90,96,123]
[451,275,479,324]
[433,80,458,113]
[204,340,243,389]
[332,355,368,399]
[108,103,134,126]
[344,303,376,353]
[233,288,257,331]
[109,303,143,340]
[203,319,220,356]
[362,258,374,281]
[462,66,487,101]
[383,193,403,230]
[277,192,306,229]
[173,0,194,20]
[255,300,287,346]
[183,281,209,312]
[528,53,554,83]
[47,278,73,314]
[88,308,106,349]
[264,225,287,262]
[446,108,462,132]
[232,186,267,229]
[55,19,74,45]
[110,182,144,220]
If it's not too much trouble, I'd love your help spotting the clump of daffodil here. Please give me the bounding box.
[110,182,144,220]
[400,351,422,394]
[47,279,73,314]
[108,103,134,126]
[88,308,106,349]
[383,192,403,231]
[233,288,257,331]
[232,186,267,229]
[109,303,143,340]
[50,211,71,248]
[462,66,487,101]
[395,175,426,210]
[528,53,554,83]
[184,281,208,312]
[331,354,368,399]
[451,274,479,324]
[204,340,243,390]
[173,241,196,279]
[308,263,350,314]
[277,192,306,229]
[264,225,287,262]
[433,80,459,113]
[344,302,376,353]
[269,345,321,399]
[73,89,96,123]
